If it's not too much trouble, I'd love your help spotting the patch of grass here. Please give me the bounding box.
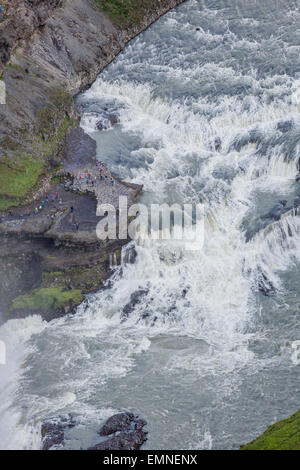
[0,196,21,211]
[0,114,76,211]
[37,89,73,138]
[50,175,64,184]
[94,0,152,27]
[50,88,73,110]
[37,105,57,138]
[11,287,83,313]
[241,409,300,450]
[0,156,44,199]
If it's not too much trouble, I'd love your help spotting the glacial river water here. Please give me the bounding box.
[1,0,300,450]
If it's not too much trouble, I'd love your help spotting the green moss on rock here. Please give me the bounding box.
[50,88,73,110]
[94,0,152,27]
[11,287,83,314]
[37,105,57,138]
[42,266,104,293]
[0,156,44,209]
[0,115,76,211]
[241,409,300,450]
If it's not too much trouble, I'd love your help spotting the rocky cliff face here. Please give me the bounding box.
[0,0,186,209]
[0,0,63,69]
[0,0,186,322]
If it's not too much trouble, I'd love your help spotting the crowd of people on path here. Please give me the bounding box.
[77,162,116,188]
[34,191,63,215]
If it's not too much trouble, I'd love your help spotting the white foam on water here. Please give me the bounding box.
[246,211,300,282]
[80,74,300,378]
[0,316,46,450]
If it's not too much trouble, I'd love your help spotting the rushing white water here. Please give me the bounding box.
[1,0,300,450]
[0,316,46,450]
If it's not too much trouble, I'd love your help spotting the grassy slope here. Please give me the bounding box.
[94,0,179,28]
[94,0,151,27]
[0,157,44,210]
[0,89,76,211]
[241,409,300,450]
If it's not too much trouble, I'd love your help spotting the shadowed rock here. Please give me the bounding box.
[121,289,149,321]
[41,415,76,450]
[88,413,148,450]
[96,112,119,131]
[88,429,147,450]
[257,267,276,296]
[244,198,300,242]
[99,412,135,436]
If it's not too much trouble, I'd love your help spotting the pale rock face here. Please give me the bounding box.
[0,80,5,104]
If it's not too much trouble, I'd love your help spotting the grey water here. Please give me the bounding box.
[0,0,300,450]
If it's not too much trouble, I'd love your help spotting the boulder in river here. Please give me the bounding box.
[96,113,119,131]
[88,429,147,450]
[121,289,149,321]
[41,414,76,450]
[99,412,135,436]
[88,413,148,450]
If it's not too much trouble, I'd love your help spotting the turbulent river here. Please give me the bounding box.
[1,0,300,450]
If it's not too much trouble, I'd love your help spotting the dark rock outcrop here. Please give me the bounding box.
[0,0,63,71]
[121,289,149,321]
[244,197,300,242]
[41,414,76,451]
[88,429,147,450]
[96,113,120,131]
[88,413,148,450]
[257,267,276,297]
[99,412,135,436]
[40,411,148,451]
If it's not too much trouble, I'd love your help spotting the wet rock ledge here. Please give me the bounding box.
[0,128,142,322]
[41,412,148,450]
[0,0,186,322]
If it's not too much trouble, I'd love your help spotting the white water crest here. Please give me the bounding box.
[0,316,46,450]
